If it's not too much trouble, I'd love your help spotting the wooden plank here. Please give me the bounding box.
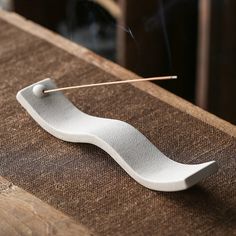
[0,177,91,236]
[196,0,211,109]
[196,0,236,124]
[207,0,236,124]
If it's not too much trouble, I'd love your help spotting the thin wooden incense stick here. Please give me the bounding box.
[43,76,177,94]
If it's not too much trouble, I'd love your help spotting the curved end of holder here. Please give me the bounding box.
[184,161,218,190]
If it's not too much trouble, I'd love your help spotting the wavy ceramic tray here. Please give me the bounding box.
[16,79,218,192]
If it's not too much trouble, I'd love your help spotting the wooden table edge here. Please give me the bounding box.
[0,9,235,139]
[0,177,92,235]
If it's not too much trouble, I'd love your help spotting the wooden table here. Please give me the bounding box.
[0,10,235,235]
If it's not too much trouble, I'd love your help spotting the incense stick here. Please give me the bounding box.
[43,76,177,94]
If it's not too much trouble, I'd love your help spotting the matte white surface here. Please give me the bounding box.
[16,79,218,192]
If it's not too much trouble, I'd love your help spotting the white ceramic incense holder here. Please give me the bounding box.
[16,79,218,192]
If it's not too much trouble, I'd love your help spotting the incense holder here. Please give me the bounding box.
[16,79,218,192]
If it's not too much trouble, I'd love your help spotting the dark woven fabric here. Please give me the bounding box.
[0,19,235,236]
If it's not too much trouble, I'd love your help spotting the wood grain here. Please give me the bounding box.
[0,177,91,236]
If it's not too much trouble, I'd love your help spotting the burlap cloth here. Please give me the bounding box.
[0,19,235,235]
